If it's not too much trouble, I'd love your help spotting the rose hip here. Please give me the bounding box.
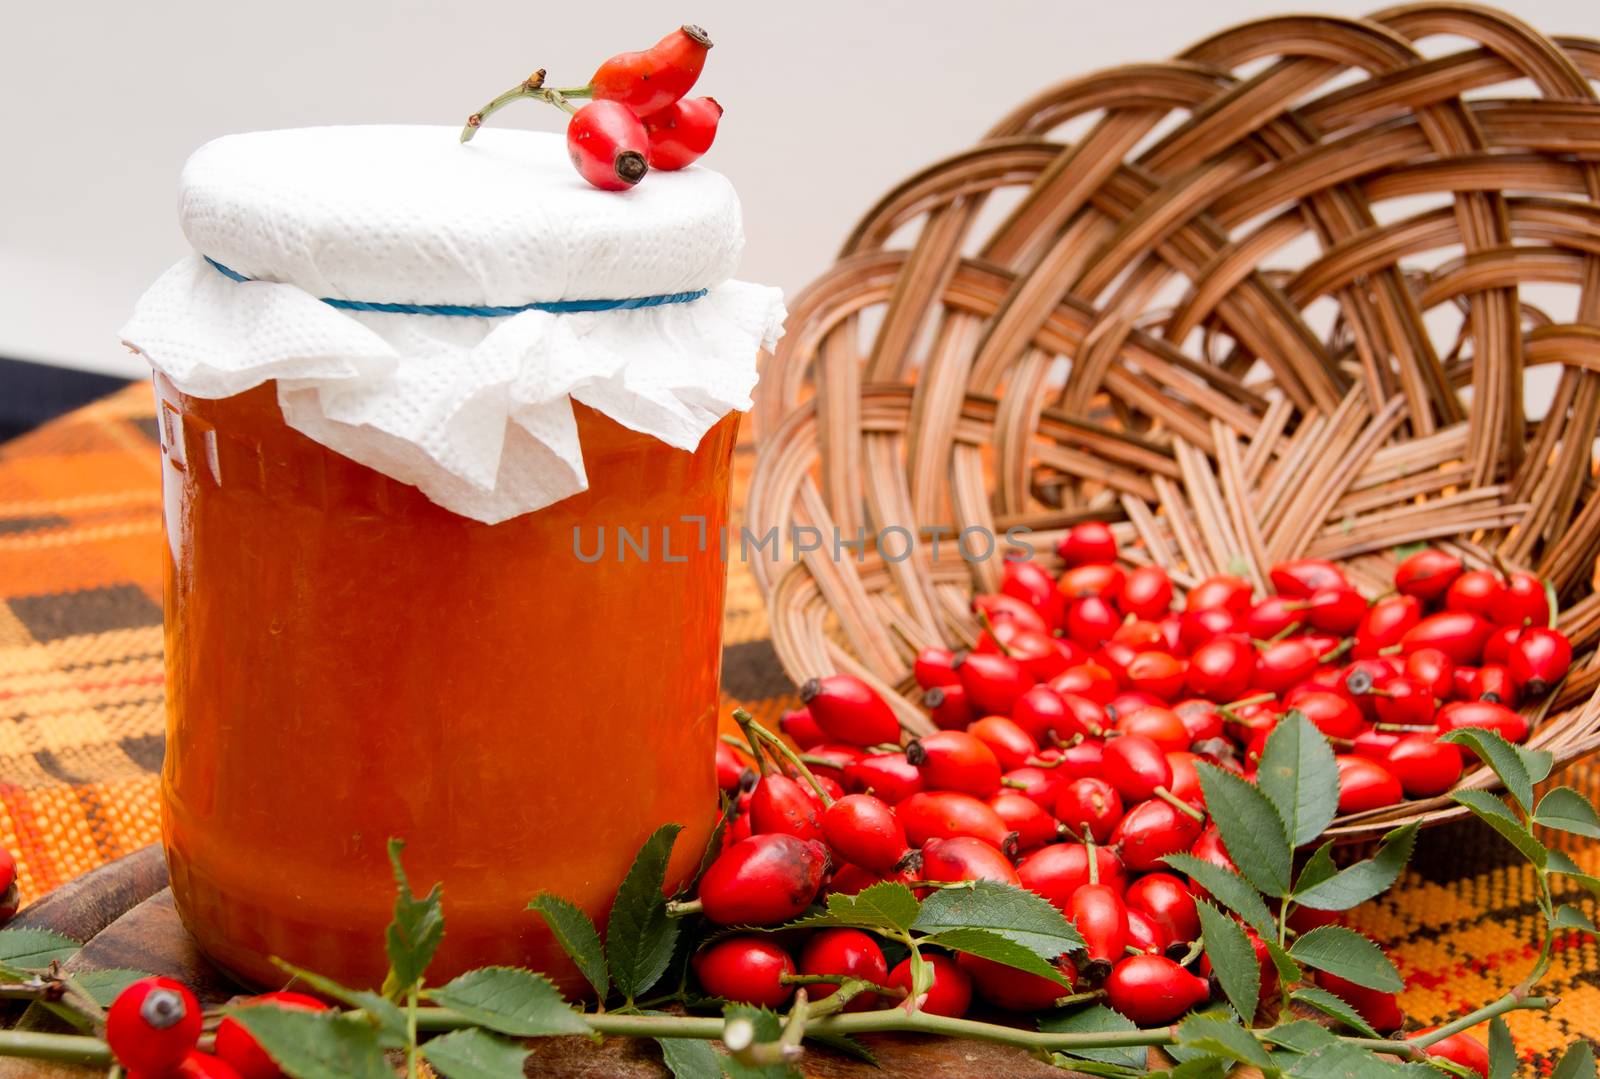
[1101,735,1173,802]
[1017,843,1127,912]
[895,791,1014,851]
[566,101,651,190]
[801,674,902,746]
[1070,883,1129,970]
[750,774,823,843]
[694,936,795,1007]
[1385,734,1462,798]
[1125,909,1167,956]
[1316,970,1403,1032]
[906,731,1003,797]
[216,991,329,1079]
[642,96,722,170]
[1436,700,1529,743]
[1394,549,1463,602]
[1120,565,1174,620]
[1187,575,1254,615]
[590,24,713,117]
[1105,955,1210,1025]
[1417,1028,1490,1077]
[967,716,1039,771]
[956,651,1035,715]
[1288,689,1364,740]
[1112,799,1204,872]
[1400,611,1494,665]
[1270,558,1347,598]
[843,753,923,804]
[1508,627,1571,695]
[823,794,911,873]
[887,953,971,1018]
[1116,706,1189,752]
[1186,637,1256,702]
[799,928,888,1010]
[1354,595,1422,657]
[1067,595,1122,649]
[1049,662,1119,705]
[779,707,826,749]
[717,742,753,793]
[1058,522,1118,566]
[917,836,1020,885]
[698,834,827,925]
[1056,776,1123,843]
[1499,571,1551,628]
[107,977,203,1075]
[1124,873,1200,945]
[988,791,1061,850]
[1003,559,1067,628]
[1335,756,1403,814]
[914,647,961,690]
[959,952,1074,1011]
[1445,570,1506,619]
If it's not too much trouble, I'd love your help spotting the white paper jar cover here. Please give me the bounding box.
[121,124,786,523]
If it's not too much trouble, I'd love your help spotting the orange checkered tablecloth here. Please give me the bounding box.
[0,383,1596,1070]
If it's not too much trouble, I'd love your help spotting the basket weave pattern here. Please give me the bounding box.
[750,5,1600,842]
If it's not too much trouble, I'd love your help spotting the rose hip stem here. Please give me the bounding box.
[460,69,594,143]
[735,709,835,809]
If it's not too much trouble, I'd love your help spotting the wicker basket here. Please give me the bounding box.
[749,5,1600,845]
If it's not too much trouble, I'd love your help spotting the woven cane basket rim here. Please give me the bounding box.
[749,4,1600,845]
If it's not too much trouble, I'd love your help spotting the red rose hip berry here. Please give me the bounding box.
[107,976,203,1074]
[1105,955,1210,1026]
[800,674,902,747]
[566,101,650,191]
[642,97,722,170]
[216,991,330,1079]
[694,936,796,1007]
[799,928,888,1010]
[698,834,827,925]
[589,25,713,117]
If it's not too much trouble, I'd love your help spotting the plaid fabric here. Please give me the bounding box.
[0,383,1595,1070]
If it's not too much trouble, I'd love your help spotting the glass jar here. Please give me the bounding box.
[156,374,736,993]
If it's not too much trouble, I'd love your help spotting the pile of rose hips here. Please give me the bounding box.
[700,530,1568,1062]
[104,978,325,1078]
[464,26,723,191]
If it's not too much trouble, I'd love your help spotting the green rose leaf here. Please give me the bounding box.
[67,969,148,1007]
[1176,1015,1273,1071]
[1288,926,1402,992]
[782,881,921,933]
[229,1008,393,1079]
[1551,1039,1598,1079]
[1487,1016,1515,1079]
[606,824,683,1002]
[1194,901,1259,1025]
[1439,729,1551,813]
[1551,905,1598,935]
[917,928,1072,985]
[654,1035,723,1079]
[1256,711,1340,847]
[385,838,444,992]
[1161,854,1274,937]
[1289,986,1380,1038]
[528,893,609,1001]
[274,960,407,1045]
[0,929,79,970]
[1293,824,1418,911]
[428,966,588,1038]
[1547,849,1600,899]
[912,880,1082,959]
[1453,790,1549,868]
[1196,762,1293,897]
[1532,787,1600,840]
[420,1028,532,1079]
[1037,1003,1145,1069]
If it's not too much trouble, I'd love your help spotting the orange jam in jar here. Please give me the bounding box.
[156,375,736,993]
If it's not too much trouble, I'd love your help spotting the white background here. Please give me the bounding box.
[3,0,1597,378]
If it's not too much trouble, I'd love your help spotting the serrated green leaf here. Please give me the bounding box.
[1289,926,1402,992]
[1533,788,1600,839]
[385,838,444,992]
[0,929,79,969]
[274,960,407,1046]
[528,893,609,1000]
[1290,986,1380,1038]
[1552,1040,1598,1079]
[1453,789,1549,868]
[1160,1060,1230,1079]
[607,824,683,1002]
[68,969,148,1007]
[1257,712,1340,848]
[1293,824,1418,911]
[1286,1040,1416,1077]
[655,1035,722,1079]
[1295,843,1340,894]
[1552,905,1598,934]
[1162,854,1275,937]
[918,928,1072,985]
[421,1028,532,1079]
[1196,763,1293,897]
[1487,1016,1515,1079]
[1037,1003,1145,1068]
[1547,849,1600,898]
[428,966,588,1037]
[805,1031,878,1067]
[911,879,1082,960]
[1261,1020,1340,1054]
[1046,1058,1145,1079]
[229,1008,393,1079]
[1177,1015,1274,1071]
[794,881,921,933]
[1439,729,1550,812]
[1265,938,1303,989]
[1195,901,1259,1024]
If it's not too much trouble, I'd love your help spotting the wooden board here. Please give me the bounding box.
[0,845,1105,1077]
